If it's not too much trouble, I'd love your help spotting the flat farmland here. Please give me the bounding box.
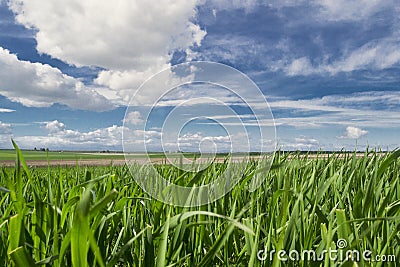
[0,150,262,167]
[0,150,178,167]
[0,150,387,167]
[0,150,124,167]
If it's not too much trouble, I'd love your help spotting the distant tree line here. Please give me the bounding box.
[34,147,49,152]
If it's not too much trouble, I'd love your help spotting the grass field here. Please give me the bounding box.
[0,143,399,266]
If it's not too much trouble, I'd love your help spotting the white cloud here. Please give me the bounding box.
[280,136,320,150]
[315,0,394,21]
[94,66,170,104]
[178,132,232,143]
[8,0,205,71]
[125,111,144,126]
[122,127,163,151]
[206,0,261,12]
[94,62,197,105]
[282,38,400,76]
[209,0,395,22]
[326,40,400,74]
[16,122,124,150]
[255,0,400,77]
[45,120,65,133]
[172,131,233,152]
[0,108,15,113]
[218,91,400,129]
[194,34,264,66]
[6,0,207,106]
[294,136,319,144]
[340,126,368,139]
[0,121,11,135]
[159,131,256,153]
[285,57,315,76]
[269,91,400,113]
[0,121,12,148]
[0,47,114,111]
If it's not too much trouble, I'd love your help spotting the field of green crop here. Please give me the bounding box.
[0,143,399,266]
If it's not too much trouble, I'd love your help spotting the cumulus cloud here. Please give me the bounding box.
[8,0,205,71]
[177,132,230,144]
[45,120,65,133]
[6,0,208,106]
[16,121,124,150]
[159,131,256,153]
[0,47,114,111]
[280,136,320,150]
[163,131,231,152]
[340,126,368,139]
[121,127,163,151]
[13,120,164,150]
[94,66,170,104]
[124,111,144,126]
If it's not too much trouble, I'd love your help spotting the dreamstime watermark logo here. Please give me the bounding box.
[257,239,397,263]
[122,61,276,206]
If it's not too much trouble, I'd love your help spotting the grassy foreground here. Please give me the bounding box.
[0,144,399,266]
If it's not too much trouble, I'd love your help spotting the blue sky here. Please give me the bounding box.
[0,0,399,151]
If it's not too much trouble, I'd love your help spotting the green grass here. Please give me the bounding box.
[0,143,399,266]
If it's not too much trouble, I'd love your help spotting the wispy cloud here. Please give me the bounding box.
[200,91,400,129]
[314,0,396,22]
[0,108,15,113]
[283,38,400,76]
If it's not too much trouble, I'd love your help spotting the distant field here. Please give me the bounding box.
[0,150,230,166]
[0,150,126,161]
[0,150,252,162]
[1,149,385,168]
